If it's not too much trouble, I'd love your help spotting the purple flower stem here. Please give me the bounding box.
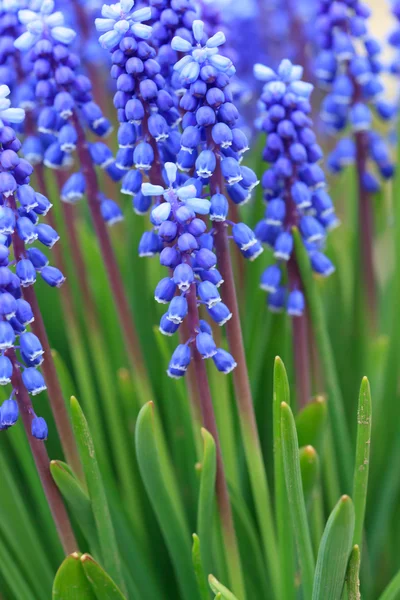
[185,283,246,599]
[285,178,311,408]
[355,130,377,331]
[72,112,151,393]
[6,348,78,554]
[9,189,83,481]
[287,258,311,408]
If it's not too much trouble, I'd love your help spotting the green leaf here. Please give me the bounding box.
[53,553,96,600]
[208,575,238,600]
[295,396,328,451]
[281,401,315,599]
[379,569,400,600]
[346,545,361,600]
[294,227,353,491]
[81,553,126,599]
[197,427,217,584]
[273,357,295,600]
[192,534,210,600]
[135,402,200,600]
[299,446,320,508]
[70,396,125,593]
[50,460,98,551]
[352,377,372,549]
[312,495,355,600]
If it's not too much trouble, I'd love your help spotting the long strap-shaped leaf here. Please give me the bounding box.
[312,495,355,600]
[70,397,125,593]
[346,545,361,600]
[197,428,217,590]
[135,402,200,600]
[53,553,96,600]
[209,575,238,600]
[352,377,372,549]
[273,358,295,600]
[281,402,315,599]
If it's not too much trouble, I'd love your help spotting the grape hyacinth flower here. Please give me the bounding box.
[254,59,337,316]
[0,88,65,437]
[314,0,395,326]
[254,59,337,408]
[141,161,237,378]
[389,1,400,77]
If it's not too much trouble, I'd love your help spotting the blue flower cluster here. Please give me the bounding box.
[254,59,337,315]
[96,13,262,377]
[142,161,237,377]
[13,0,123,226]
[314,0,395,189]
[0,89,64,438]
[389,1,400,76]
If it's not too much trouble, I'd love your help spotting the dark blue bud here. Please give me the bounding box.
[195,248,217,271]
[198,281,221,308]
[173,263,194,292]
[187,218,207,237]
[115,147,134,170]
[16,218,37,244]
[232,223,257,252]
[221,157,242,185]
[0,357,12,385]
[26,248,48,271]
[181,126,201,153]
[22,368,46,396]
[167,296,188,324]
[59,124,77,152]
[54,91,75,118]
[125,98,145,124]
[148,114,169,142]
[227,183,251,206]
[140,79,158,101]
[160,246,181,268]
[0,207,15,235]
[199,268,224,287]
[61,172,86,203]
[291,181,312,209]
[31,416,48,439]
[206,87,225,107]
[178,233,198,252]
[159,220,178,242]
[210,193,228,221]
[260,264,282,293]
[117,123,136,148]
[274,231,293,261]
[0,172,17,197]
[159,313,180,336]
[196,106,216,127]
[300,216,325,243]
[89,142,114,168]
[155,278,176,304]
[231,129,249,155]
[34,193,52,216]
[212,348,237,374]
[121,170,143,197]
[134,142,154,171]
[0,398,18,427]
[139,231,163,257]
[167,344,191,378]
[0,292,16,319]
[15,299,34,325]
[0,321,15,350]
[219,102,239,126]
[101,200,123,226]
[207,302,232,326]
[36,224,59,248]
[196,332,217,359]
[287,290,305,317]
[20,332,43,362]
[196,150,216,178]
[16,259,36,286]
[177,149,197,172]
[310,251,335,276]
